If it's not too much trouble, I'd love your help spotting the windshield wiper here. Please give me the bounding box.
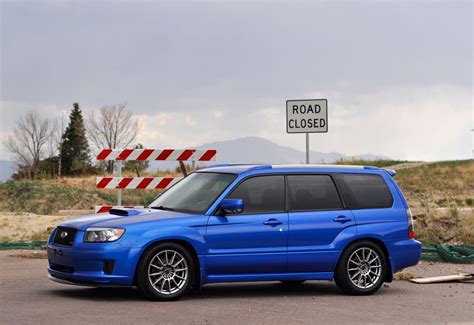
[150,206,176,212]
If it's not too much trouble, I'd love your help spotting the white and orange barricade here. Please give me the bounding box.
[95,148,217,213]
[96,148,217,162]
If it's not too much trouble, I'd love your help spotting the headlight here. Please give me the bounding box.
[84,228,125,243]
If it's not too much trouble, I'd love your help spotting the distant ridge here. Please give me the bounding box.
[0,160,17,182]
[149,136,389,170]
[0,137,391,177]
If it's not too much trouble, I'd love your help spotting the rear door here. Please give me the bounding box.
[206,175,288,275]
[287,174,355,273]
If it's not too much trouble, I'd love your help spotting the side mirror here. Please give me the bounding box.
[220,198,243,214]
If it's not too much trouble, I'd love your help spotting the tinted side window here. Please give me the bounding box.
[287,175,342,211]
[227,176,285,214]
[340,174,393,209]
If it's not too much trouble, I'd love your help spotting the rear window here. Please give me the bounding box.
[340,174,393,209]
[227,175,285,214]
[287,175,342,211]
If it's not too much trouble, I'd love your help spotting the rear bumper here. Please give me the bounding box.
[387,238,422,273]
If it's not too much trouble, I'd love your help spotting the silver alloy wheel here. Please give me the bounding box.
[347,247,382,289]
[148,249,188,295]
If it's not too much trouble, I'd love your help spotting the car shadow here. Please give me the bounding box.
[47,281,399,302]
[49,287,142,301]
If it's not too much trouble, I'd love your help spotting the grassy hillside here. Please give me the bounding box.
[395,160,473,209]
[0,160,472,244]
[0,176,167,214]
[335,159,473,209]
[1,160,472,213]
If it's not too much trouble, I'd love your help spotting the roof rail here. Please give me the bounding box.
[206,163,233,168]
[205,164,272,171]
[247,165,272,171]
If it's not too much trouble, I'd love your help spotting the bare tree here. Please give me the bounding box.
[50,113,67,176]
[3,111,55,179]
[87,103,139,172]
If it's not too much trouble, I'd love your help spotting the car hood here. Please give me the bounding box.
[58,208,195,231]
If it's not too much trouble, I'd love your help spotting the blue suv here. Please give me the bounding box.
[47,164,421,300]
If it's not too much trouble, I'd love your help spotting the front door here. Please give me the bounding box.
[206,175,288,276]
[286,174,356,273]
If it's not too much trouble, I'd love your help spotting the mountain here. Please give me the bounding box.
[148,136,389,170]
[0,160,17,182]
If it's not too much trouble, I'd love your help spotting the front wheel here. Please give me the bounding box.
[334,241,386,295]
[136,243,194,301]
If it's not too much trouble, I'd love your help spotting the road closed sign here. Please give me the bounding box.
[286,99,328,133]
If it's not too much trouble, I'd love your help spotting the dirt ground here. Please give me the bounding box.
[0,212,70,242]
[0,251,472,324]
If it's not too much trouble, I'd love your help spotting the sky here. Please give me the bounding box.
[0,0,473,161]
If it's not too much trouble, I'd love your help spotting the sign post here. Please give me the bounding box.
[115,160,122,206]
[286,99,328,164]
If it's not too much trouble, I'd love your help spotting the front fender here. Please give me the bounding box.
[122,226,206,254]
[118,225,207,286]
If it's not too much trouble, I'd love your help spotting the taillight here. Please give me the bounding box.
[406,208,415,238]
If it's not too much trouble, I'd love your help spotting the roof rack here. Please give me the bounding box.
[205,164,272,171]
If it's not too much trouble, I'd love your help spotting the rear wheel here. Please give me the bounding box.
[334,241,386,295]
[136,243,194,301]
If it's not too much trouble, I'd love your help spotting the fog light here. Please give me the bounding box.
[103,260,115,275]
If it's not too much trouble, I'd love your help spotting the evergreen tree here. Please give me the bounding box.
[61,103,91,175]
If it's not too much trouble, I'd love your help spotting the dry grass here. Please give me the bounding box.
[394,271,416,281]
[414,208,474,245]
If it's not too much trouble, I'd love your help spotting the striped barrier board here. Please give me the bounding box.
[96,149,217,161]
[96,177,182,189]
[95,205,144,213]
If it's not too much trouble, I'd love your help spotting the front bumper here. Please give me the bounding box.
[47,229,142,287]
[47,273,132,287]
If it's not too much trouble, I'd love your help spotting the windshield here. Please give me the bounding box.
[149,172,236,214]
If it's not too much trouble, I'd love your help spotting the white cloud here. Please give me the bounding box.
[251,85,472,161]
[1,84,472,162]
[212,111,224,119]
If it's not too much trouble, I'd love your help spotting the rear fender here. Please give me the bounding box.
[333,224,404,282]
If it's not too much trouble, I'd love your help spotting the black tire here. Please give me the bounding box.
[334,240,386,295]
[136,242,195,301]
[280,280,305,285]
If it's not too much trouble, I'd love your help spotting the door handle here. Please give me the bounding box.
[263,218,282,226]
[333,215,352,223]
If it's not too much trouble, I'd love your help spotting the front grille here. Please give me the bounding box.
[53,227,77,246]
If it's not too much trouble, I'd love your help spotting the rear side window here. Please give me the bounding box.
[287,175,343,211]
[227,176,285,214]
[340,174,393,209]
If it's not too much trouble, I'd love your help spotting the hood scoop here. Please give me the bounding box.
[109,208,142,216]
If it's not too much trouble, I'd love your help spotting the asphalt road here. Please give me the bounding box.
[1,251,473,324]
